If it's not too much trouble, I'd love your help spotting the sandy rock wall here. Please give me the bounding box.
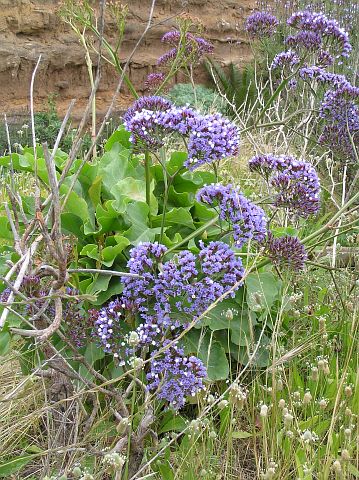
[0,0,255,121]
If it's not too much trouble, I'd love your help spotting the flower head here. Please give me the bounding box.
[245,11,279,38]
[266,233,307,271]
[185,113,240,169]
[147,343,206,409]
[196,183,267,247]
[157,30,213,66]
[144,72,166,91]
[249,154,321,217]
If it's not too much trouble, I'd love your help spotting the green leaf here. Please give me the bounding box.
[123,202,161,245]
[0,455,36,477]
[0,217,13,241]
[348,464,359,478]
[157,461,175,480]
[0,332,11,356]
[152,207,195,230]
[198,299,251,346]
[105,126,132,151]
[184,330,229,381]
[88,175,102,208]
[112,178,158,215]
[159,412,187,434]
[101,236,130,267]
[84,342,105,365]
[246,272,280,313]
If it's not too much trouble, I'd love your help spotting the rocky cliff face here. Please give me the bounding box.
[0,0,255,121]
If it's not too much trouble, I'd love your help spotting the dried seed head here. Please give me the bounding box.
[225,308,234,320]
[260,404,269,418]
[278,399,286,409]
[303,391,313,405]
[311,366,319,381]
[344,385,353,397]
[332,460,342,473]
[319,398,327,410]
[284,413,294,426]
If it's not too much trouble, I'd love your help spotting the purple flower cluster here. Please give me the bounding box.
[157,30,213,66]
[123,97,240,169]
[116,240,245,408]
[245,11,279,38]
[266,233,308,271]
[90,298,126,361]
[186,113,240,169]
[287,10,352,59]
[122,241,244,334]
[298,67,359,161]
[144,73,165,91]
[249,154,321,217]
[271,50,300,70]
[319,84,359,160]
[196,183,267,247]
[147,343,206,409]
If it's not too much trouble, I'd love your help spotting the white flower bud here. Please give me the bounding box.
[128,331,140,347]
[72,467,82,478]
[319,399,327,410]
[225,309,234,320]
[344,385,353,397]
[278,399,286,409]
[260,404,269,418]
[284,413,293,426]
[131,357,144,370]
[311,367,319,381]
[344,428,351,438]
[332,460,342,473]
[303,391,312,405]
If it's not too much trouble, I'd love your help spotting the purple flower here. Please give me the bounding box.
[144,73,166,91]
[287,10,352,59]
[157,48,178,66]
[157,30,213,66]
[266,233,308,271]
[319,84,359,160]
[196,183,267,247]
[90,299,127,361]
[123,98,239,169]
[249,154,321,217]
[271,50,300,70]
[147,343,206,409]
[123,96,172,124]
[245,11,279,38]
[121,240,244,349]
[286,31,322,51]
[185,113,240,170]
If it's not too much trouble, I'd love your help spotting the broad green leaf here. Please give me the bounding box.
[159,413,187,434]
[60,185,90,222]
[88,175,102,208]
[151,207,195,230]
[84,342,105,365]
[184,330,229,381]
[105,126,132,151]
[112,178,158,215]
[80,244,100,261]
[198,299,251,346]
[157,461,174,480]
[123,202,162,245]
[246,272,280,312]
